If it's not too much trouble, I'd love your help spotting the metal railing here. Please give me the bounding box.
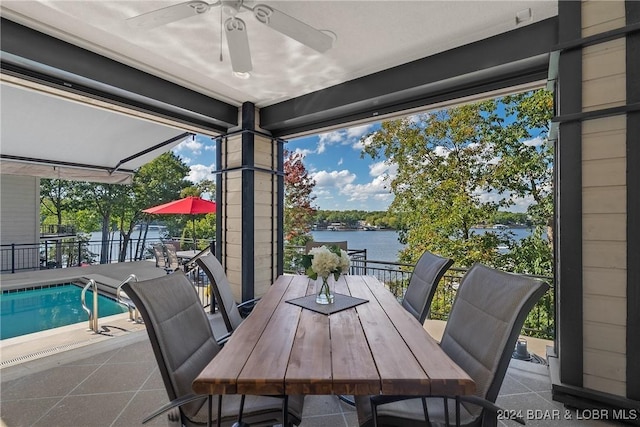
[80,279,99,333]
[40,224,76,236]
[348,257,554,340]
[1,237,167,273]
[285,245,554,340]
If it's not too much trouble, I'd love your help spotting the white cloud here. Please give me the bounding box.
[346,124,373,138]
[338,158,343,166]
[317,140,327,154]
[316,124,375,153]
[523,136,545,147]
[369,161,390,177]
[174,138,204,156]
[188,163,215,183]
[434,146,451,157]
[343,174,392,203]
[318,131,343,144]
[312,170,356,188]
[293,147,314,157]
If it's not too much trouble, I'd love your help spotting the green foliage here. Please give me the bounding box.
[361,89,554,275]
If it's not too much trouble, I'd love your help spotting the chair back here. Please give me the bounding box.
[305,241,348,254]
[440,263,549,412]
[152,243,166,268]
[196,254,243,333]
[164,243,181,270]
[401,250,453,324]
[122,271,219,420]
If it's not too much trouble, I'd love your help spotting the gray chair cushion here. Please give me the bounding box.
[196,255,244,333]
[123,271,304,426]
[355,263,549,427]
[401,250,453,324]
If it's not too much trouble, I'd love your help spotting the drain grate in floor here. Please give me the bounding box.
[0,338,104,368]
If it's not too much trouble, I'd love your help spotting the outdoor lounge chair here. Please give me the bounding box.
[355,263,549,427]
[401,250,454,324]
[196,254,260,341]
[121,271,304,427]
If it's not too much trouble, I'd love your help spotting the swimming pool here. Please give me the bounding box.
[1,284,128,340]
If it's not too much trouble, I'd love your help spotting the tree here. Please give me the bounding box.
[284,150,316,245]
[68,152,191,263]
[362,90,554,272]
[283,150,316,271]
[363,102,507,267]
[130,152,192,256]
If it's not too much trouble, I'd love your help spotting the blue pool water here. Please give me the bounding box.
[1,284,128,340]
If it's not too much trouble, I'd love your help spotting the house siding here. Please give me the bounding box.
[0,174,40,271]
[581,0,627,397]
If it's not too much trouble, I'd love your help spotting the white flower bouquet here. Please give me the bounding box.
[301,245,350,304]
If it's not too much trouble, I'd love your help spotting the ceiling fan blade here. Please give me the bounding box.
[127,1,211,29]
[252,4,333,53]
[225,17,252,73]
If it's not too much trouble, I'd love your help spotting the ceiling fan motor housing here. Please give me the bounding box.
[221,0,243,16]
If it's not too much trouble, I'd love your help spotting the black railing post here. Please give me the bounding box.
[78,241,82,266]
[11,243,15,273]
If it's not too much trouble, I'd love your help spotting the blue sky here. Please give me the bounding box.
[172,114,546,213]
[172,122,397,211]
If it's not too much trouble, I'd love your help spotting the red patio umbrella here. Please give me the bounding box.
[143,196,217,248]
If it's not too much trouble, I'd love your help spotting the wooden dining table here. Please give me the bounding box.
[192,274,475,399]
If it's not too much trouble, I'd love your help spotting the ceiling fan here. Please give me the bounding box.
[127,0,334,74]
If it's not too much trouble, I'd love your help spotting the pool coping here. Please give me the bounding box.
[0,311,148,371]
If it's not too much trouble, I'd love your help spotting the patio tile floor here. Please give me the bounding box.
[1,326,623,427]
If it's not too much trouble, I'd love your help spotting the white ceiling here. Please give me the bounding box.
[0,1,558,108]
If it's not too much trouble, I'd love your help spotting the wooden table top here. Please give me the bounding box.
[192,274,475,397]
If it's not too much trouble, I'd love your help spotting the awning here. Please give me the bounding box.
[0,79,193,184]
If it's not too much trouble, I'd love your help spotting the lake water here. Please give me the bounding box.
[89,227,536,263]
[311,230,404,262]
[312,227,538,262]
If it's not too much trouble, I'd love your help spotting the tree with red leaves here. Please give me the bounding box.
[284,149,316,247]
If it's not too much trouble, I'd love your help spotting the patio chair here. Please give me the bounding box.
[196,254,260,341]
[152,243,168,270]
[304,241,348,253]
[355,263,549,427]
[121,271,303,427]
[401,250,454,324]
[164,243,182,272]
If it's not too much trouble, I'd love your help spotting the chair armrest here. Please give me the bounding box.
[142,393,206,424]
[216,332,232,346]
[237,298,260,317]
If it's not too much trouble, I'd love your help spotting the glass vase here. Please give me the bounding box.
[315,275,335,304]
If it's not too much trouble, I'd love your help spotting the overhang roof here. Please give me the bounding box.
[1,79,191,184]
[0,1,559,181]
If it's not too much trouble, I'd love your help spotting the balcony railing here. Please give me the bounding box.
[40,224,76,236]
[2,240,555,340]
[1,237,166,273]
[286,245,554,340]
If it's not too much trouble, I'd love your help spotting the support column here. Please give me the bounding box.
[216,102,284,302]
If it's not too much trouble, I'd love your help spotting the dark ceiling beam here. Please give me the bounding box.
[0,18,238,132]
[261,16,559,137]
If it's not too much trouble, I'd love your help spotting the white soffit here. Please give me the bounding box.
[0,80,191,184]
